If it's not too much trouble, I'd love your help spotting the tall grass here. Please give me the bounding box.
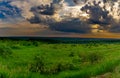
[0,39,119,78]
[0,45,13,58]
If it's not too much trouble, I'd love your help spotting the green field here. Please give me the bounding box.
[0,39,120,78]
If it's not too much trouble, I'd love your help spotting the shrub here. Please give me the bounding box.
[56,62,75,71]
[29,55,45,73]
[21,41,33,46]
[79,52,103,63]
[41,62,75,74]
[0,46,12,58]
[10,45,21,49]
[69,52,75,57]
[32,41,39,47]
[88,52,103,63]
[29,55,75,74]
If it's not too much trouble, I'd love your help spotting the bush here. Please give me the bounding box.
[10,45,21,49]
[21,41,33,46]
[0,46,13,58]
[32,41,39,47]
[79,52,103,63]
[29,55,45,73]
[56,62,75,71]
[88,52,103,63]
[69,52,75,57]
[29,55,75,74]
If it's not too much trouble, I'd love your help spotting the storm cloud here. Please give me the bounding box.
[1,0,120,33]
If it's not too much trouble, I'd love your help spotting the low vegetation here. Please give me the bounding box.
[0,39,119,78]
[0,45,12,58]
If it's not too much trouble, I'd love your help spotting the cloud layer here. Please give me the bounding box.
[1,0,120,33]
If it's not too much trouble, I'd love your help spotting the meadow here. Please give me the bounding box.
[0,38,120,78]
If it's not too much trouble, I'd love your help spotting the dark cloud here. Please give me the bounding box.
[1,0,120,34]
[49,18,91,33]
[27,0,120,33]
[81,1,113,24]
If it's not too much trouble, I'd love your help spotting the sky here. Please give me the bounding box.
[0,0,120,38]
